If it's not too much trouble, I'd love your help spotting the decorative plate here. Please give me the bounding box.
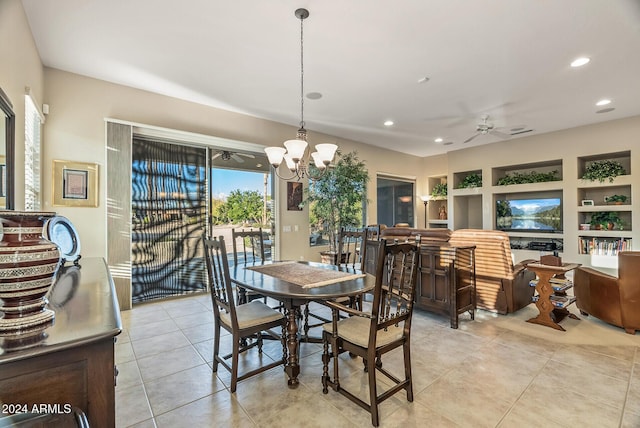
[44,216,81,265]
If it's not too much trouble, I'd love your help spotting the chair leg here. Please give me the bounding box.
[230,333,240,393]
[404,340,414,402]
[212,322,221,372]
[321,332,330,394]
[303,304,310,339]
[367,352,379,427]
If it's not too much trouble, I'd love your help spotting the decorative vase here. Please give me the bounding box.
[0,211,61,334]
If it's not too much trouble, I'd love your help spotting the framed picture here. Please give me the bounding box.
[581,199,594,206]
[53,160,99,207]
[287,181,303,211]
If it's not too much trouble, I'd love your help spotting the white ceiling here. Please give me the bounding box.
[20,0,640,157]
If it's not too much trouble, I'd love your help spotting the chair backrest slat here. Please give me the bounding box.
[231,228,267,265]
[371,240,419,341]
[336,227,367,271]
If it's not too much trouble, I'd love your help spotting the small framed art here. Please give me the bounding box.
[53,160,99,207]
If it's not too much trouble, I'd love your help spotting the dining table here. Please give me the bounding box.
[230,260,376,388]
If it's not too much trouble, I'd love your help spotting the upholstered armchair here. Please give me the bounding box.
[449,229,536,314]
[573,251,640,334]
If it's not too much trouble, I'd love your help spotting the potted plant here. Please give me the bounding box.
[605,194,628,205]
[582,159,626,183]
[431,182,447,199]
[305,151,369,263]
[589,211,622,230]
[457,173,482,189]
[496,170,560,185]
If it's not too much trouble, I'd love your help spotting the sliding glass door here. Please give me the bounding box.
[131,139,273,304]
[377,176,415,227]
[131,139,207,303]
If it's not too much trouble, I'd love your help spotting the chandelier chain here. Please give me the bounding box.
[299,14,305,129]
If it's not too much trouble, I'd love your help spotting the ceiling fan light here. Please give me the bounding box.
[284,139,308,162]
[314,143,338,163]
[596,99,611,106]
[264,146,286,166]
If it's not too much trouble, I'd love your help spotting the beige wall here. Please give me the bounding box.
[5,0,637,270]
[446,116,640,267]
[43,68,426,260]
[0,0,45,209]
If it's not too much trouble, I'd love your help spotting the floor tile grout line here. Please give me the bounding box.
[618,347,638,428]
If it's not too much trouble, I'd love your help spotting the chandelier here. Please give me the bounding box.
[264,8,338,181]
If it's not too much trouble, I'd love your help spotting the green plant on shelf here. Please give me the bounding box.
[496,170,560,185]
[457,173,482,189]
[604,194,628,204]
[431,182,448,198]
[581,159,626,183]
[589,211,623,230]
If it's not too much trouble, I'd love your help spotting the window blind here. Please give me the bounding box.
[24,93,43,211]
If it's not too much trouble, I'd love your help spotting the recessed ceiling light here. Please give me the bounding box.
[596,99,611,106]
[434,137,443,143]
[596,107,615,114]
[306,92,322,100]
[384,120,394,127]
[417,77,430,84]
[570,57,590,67]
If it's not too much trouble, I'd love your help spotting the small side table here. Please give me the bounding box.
[525,262,581,331]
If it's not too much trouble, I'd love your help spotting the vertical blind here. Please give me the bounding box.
[131,138,207,303]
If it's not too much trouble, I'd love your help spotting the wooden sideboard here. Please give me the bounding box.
[416,244,476,328]
[0,258,122,427]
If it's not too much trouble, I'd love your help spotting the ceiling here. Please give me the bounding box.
[21,0,640,157]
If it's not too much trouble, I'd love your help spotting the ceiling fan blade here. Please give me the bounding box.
[238,153,255,159]
[212,152,222,160]
[490,129,510,139]
[230,154,245,163]
[463,133,480,144]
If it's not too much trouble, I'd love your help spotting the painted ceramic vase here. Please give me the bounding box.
[0,211,61,334]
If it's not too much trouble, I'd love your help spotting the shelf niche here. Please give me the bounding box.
[577,150,631,180]
[453,194,482,229]
[578,184,631,208]
[453,169,482,190]
[492,159,563,186]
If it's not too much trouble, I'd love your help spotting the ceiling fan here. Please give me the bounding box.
[463,114,511,144]
[211,150,255,163]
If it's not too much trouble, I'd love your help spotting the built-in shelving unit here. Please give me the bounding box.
[576,151,633,266]
[448,150,636,269]
[427,175,449,229]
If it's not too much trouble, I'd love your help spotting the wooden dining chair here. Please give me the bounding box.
[203,236,286,393]
[321,239,420,427]
[303,228,368,339]
[231,228,269,305]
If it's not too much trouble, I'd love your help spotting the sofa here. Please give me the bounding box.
[378,227,535,315]
[379,226,451,244]
[448,229,536,314]
[573,251,640,334]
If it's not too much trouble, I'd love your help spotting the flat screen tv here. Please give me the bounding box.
[496,197,562,232]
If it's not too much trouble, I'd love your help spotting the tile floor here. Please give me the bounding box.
[116,293,640,427]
